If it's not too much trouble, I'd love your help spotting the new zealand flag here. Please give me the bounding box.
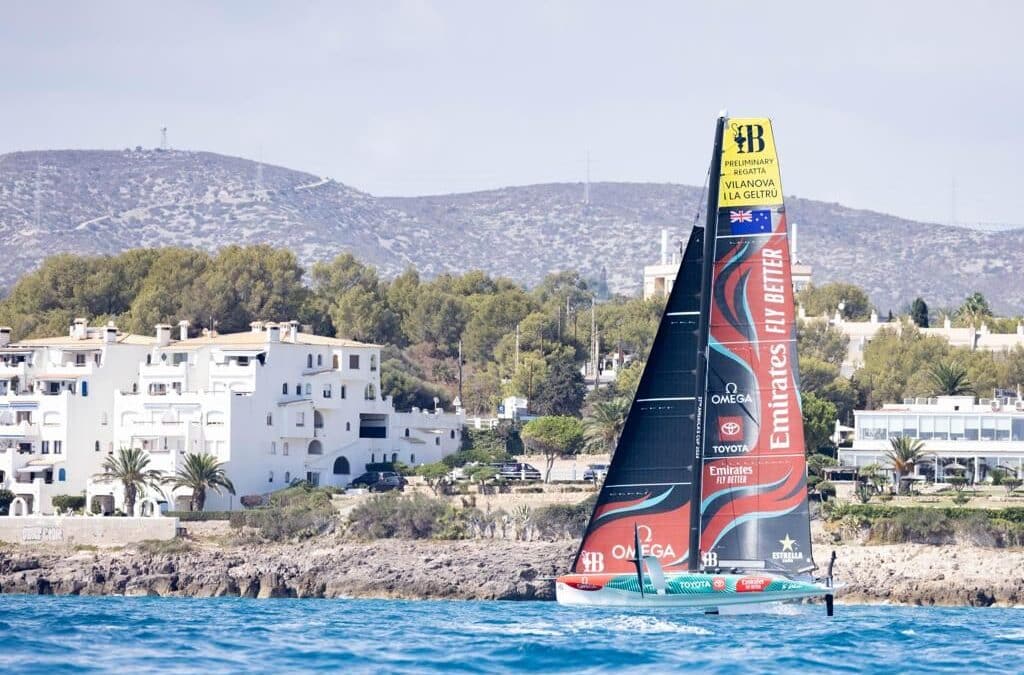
[728,209,773,235]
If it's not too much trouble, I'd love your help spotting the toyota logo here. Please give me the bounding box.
[721,422,740,435]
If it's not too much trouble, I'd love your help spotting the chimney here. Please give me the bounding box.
[155,324,172,347]
[790,221,799,263]
[266,322,280,343]
[178,320,190,341]
[660,229,669,265]
[72,318,88,340]
[103,322,117,344]
[249,320,264,334]
[0,327,10,347]
[288,320,300,343]
[944,316,952,330]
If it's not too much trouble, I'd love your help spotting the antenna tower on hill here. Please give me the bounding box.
[160,127,168,150]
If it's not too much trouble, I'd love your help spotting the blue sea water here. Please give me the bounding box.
[0,597,1022,673]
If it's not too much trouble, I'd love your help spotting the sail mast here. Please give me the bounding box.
[688,113,726,572]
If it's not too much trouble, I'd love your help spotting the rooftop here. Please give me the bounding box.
[169,330,377,350]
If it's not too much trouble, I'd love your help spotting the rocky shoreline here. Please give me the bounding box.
[1,535,1022,606]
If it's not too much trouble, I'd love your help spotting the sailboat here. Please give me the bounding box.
[556,114,838,613]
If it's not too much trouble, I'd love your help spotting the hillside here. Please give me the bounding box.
[1,148,1021,313]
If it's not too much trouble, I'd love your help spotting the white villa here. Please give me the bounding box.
[841,395,1024,483]
[0,320,154,515]
[1,319,464,514]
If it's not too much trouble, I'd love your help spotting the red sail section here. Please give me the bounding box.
[697,117,812,573]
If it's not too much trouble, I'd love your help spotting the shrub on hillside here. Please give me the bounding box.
[229,484,337,541]
[0,489,17,515]
[51,495,87,513]
[167,511,232,521]
[530,495,597,540]
[346,492,454,539]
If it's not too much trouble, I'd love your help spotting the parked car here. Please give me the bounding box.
[348,471,406,491]
[496,462,542,481]
[583,463,609,482]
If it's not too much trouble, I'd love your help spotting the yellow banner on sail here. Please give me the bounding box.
[719,117,784,208]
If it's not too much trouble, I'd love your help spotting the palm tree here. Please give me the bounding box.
[583,397,629,456]
[92,447,165,516]
[956,292,992,328]
[885,436,925,494]
[928,359,974,396]
[166,452,236,512]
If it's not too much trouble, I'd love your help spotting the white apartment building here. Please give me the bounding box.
[841,395,1024,482]
[802,311,1024,378]
[101,320,463,512]
[644,225,811,299]
[0,319,154,514]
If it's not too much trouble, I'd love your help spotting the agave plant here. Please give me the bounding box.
[166,452,236,512]
[92,447,166,516]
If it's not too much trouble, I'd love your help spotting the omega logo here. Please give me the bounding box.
[711,382,753,405]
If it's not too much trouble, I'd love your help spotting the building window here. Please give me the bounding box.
[364,384,376,400]
[95,440,100,452]
[410,454,416,464]
[269,471,274,483]
[332,354,340,369]
[270,441,276,455]
[283,442,289,456]
[435,437,440,446]
[307,354,313,369]
[41,440,50,454]
[285,471,291,484]
[404,428,409,437]
[81,381,88,397]
[340,385,346,399]
[305,383,312,396]
[266,413,273,426]
[282,383,288,395]
[100,412,108,426]
[450,430,455,439]
[296,412,305,427]
[391,452,398,463]
[349,354,360,370]
[333,456,350,475]
[317,354,323,367]
[295,382,301,396]
[371,453,375,463]
[58,468,66,482]
[308,440,323,455]
[238,356,250,366]
[54,440,62,454]
[370,354,377,372]
[346,422,351,431]
[323,384,332,398]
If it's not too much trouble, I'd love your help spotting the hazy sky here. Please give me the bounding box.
[1,1,1020,226]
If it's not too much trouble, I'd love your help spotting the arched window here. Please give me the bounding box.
[308,440,323,455]
[391,452,398,463]
[307,354,313,369]
[58,468,66,482]
[285,471,291,483]
[282,383,288,395]
[333,456,350,475]
[317,354,323,367]
[314,410,324,429]
[404,428,410,437]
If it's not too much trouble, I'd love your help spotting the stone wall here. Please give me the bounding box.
[0,516,179,546]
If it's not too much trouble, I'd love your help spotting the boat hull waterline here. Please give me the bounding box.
[555,572,833,608]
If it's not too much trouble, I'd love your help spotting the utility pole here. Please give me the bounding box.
[591,297,598,390]
[514,323,520,374]
[457,339,464,403]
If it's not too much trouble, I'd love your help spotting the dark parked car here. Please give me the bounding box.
[348,471,406,491]
[583,463,609,482]
[496,462,542,481]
